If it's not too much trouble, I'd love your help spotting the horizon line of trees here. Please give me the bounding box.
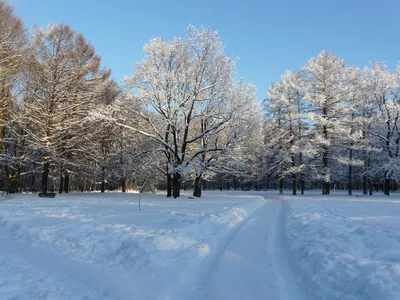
[264,51,400,196]
[2,0,400,197]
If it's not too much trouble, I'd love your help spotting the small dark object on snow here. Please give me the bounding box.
[189,196,195,199]
[39,193,56,198]
[356,195,362,197]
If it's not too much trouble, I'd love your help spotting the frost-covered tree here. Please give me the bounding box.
[189,80,261,197]
[265,52,400,196]
[301,51,357,195]
[365,62,400,195]
[22,24,109,193]
[0,0,27,192]
[123,25,258,198]
[264,70,308,195]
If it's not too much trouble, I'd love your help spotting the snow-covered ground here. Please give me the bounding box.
[283,191,400,300]
[0,191,270,300]
[1,190,400,300]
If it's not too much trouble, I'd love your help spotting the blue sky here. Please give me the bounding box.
[8,0,400,101]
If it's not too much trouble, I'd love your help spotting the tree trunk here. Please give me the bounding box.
[121,177,126,193]
[64,171,70,193]
[279,178,284,194]
[322,107,330,196]
[173,172,181,198]
[362,175,367,195]
[16,165,21,193]
[384,178,390,196]
[59,172,64,194]
[322,182,330,195]
[193,175,202,197]
[166,173,172,197]
[41,159,49,194]
[348,148,353,196]
[101,166,105,193]
[369,179,373,196]
[298,152,305,195]
[322,146,330,195]
[292,173,297,195]
[31,169,36,193]
[4,166,10,194]
[79,178,84,193]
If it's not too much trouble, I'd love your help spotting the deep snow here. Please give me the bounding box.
[283,192,400,300]
[1,191,400,300]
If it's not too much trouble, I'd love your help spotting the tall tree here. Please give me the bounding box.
[0,0,27,192]
[366,62,400,196]
[123,25,257,198]
[302,51,357,195]
[23,24,109,193]
[264,71,308,195]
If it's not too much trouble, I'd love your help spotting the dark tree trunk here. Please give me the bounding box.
[41,158,49,194]
[292,174,297,195]
[31,170,36,193]
[173,172,181,198]
[348,165,352,196]
[64,171,70,193]
[5,166,10,193]
[322,181,330,195]
[121,177,126,193]
[299,152,305,195]
[59,172,64,194]
[369,179,373,196]
[362,175,368,195]
[166,173,172,197]
[193,175,202,197]
[7,173,16,194]
[16,165,21,193]
[348,148,353,196]
[322,108,330,196]
[101,166,105,193]
[384,178,390,196]
[79,178,84,193]
[83,177,87,192]
[279,178,284,194]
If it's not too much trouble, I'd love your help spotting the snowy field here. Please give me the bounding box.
[283,192,400,300]
[0,191,400,299]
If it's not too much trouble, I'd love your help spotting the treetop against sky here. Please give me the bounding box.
[7,0,399,102]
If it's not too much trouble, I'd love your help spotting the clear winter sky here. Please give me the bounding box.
[7,0,400,102]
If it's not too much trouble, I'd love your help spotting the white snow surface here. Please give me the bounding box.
[283,191,400,300]
[1,191,400,299]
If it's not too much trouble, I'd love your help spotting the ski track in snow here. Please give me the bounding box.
[191,198,308,300]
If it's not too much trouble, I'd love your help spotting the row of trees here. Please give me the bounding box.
[2,0,400,197]
[264,51,400,196]
[0,1,150,195]
[0,0,261,197]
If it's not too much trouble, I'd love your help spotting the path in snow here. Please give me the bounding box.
[200,198,308,300]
